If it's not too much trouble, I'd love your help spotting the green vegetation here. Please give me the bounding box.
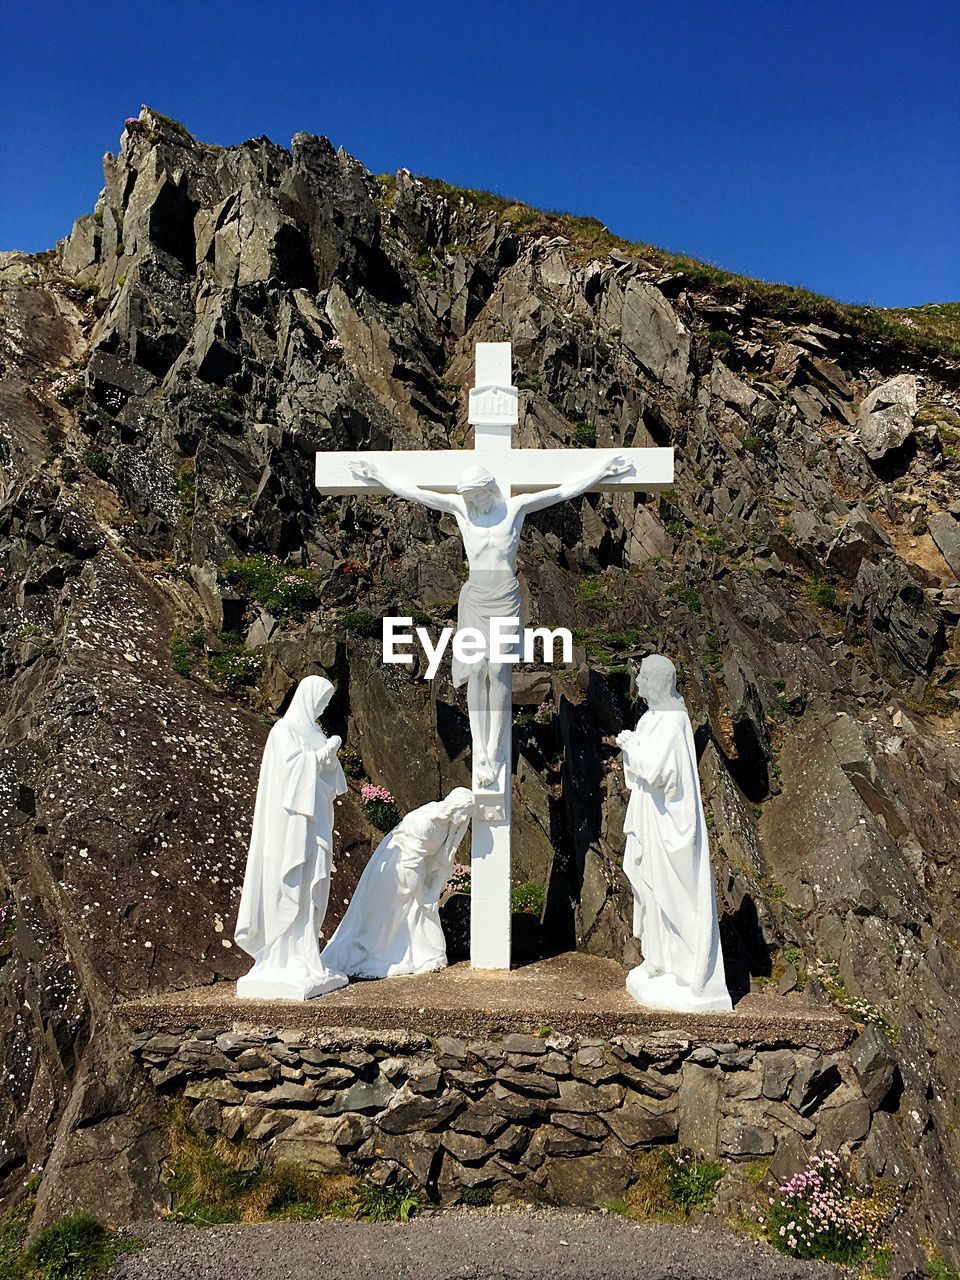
[340,609,381,638]
[25,1213,137,1280]
[928,406,960,463]
[414,250,437,280]
[807,961,898,1043]
[611,1148,724,1222]
[459,1186,493,1207]
[742,434,765,452]
[177,461,196,522]
[139,109,195,144]
[699,530,726,555]
[222,554,323,618]
[169,628,192,678]
[0,1192,33,1278]
[0,1193,137,1280]
[166,1109,271,1225]
[340,746,365,779]
[207,633,264,693]
[806,578,840,612]
[52,376,83,407]
[745,1159,771,1187]
[665,584,702,613]
[510,882,545,915]
[577,575,611,610]
[571,625,642,665]
[359,783,400,831]
[374,172,397,205]
[81,448,109,478]
[762,1151,890,1267]
[884,301,960,352]
[350,1181,422,1223]
[705,329,736,350]
[870,1247,894,1277]
[610,628,641,650]
[663,1151,726,1213]
[783,945,805,973]
[926,1252,960,1280]
[702,633,723,671]
[164,1103,421,1226]
[572,421,597,447]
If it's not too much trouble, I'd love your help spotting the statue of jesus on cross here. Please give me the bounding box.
[316,342,673,968]
[347,451,630,787]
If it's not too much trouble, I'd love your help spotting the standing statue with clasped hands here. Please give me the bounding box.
[235,676,348,1001]
[617,654,732,1013]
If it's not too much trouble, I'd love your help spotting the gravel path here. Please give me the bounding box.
[107,1209,844,1280]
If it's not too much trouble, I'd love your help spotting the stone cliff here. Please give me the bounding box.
[1,106,959,1263]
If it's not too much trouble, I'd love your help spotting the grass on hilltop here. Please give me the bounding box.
[407,176,960,360]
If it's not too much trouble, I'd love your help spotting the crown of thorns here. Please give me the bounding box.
[456,464,497,493]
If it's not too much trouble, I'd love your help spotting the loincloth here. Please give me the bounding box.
[452,571,523,687]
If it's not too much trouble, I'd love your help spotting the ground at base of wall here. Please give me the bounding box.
[105,1208,849,1280]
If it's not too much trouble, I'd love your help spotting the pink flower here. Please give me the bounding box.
[360,782,396,806]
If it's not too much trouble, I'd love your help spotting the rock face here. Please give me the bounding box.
[1,106,960,1262]
[857,373,918,460]
[928,511,960,579]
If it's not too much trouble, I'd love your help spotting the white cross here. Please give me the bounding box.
[316,342,673,969]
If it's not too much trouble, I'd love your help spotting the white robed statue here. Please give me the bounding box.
[616,655,732,1013]
[321,788,475,979]
[235,676,349,1000]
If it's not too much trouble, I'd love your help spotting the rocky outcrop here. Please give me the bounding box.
[857,373,918,461]
[928,510,960,579]
[1,106,959,1263]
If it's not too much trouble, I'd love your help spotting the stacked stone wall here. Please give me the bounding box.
[132,1021,894,1207]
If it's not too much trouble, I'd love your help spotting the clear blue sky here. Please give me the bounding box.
[1,0,957,306]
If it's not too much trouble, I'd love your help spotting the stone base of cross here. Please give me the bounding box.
[316,343,673,969]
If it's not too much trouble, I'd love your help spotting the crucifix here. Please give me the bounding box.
[315,343,673,969]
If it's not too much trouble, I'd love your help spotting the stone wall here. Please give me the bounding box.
[130,1021,897,1208]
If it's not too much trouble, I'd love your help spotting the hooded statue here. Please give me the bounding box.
[235,676,348,1000]
[616,655,732,1013]
[321,788,475,979]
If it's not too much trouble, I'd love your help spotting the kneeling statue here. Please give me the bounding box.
[617,654,731,1013]
[322,788,475,979]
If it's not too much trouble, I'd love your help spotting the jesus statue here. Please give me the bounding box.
[348,453,629,786]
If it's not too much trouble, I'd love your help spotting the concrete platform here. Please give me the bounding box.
[119,952,852,1050]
